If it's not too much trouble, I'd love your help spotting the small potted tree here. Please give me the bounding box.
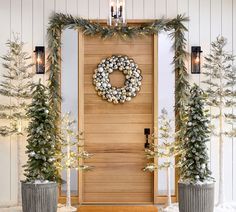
[178,85,214,212]
[0,36,34,204]
[143,108,176,210]
[57,112,92,212]
[202,36,236,206]
[22,81,59,212]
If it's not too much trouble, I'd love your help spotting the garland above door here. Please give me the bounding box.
[46,12,189,183]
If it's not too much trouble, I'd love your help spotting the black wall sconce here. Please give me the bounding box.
[144,128,150,149]
[191,46,202,74]
[34,46,45,74]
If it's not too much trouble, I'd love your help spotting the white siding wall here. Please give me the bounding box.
[0,0,235,205]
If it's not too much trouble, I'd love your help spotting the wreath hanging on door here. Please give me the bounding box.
[93,55,142,104]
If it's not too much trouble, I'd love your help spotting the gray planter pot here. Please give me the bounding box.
[178,182,214,212]
[21,182,58,212]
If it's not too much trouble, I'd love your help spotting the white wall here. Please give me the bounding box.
[0,0,235,205]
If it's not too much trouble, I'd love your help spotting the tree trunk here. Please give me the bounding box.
[217,68,224,205]
[17,101,23,204]
[217,107,224,205]
[167,166,171,206]
[60,135,77,211]
[66,167,71,207]
[66,135,71,208]
[17,134,23,205]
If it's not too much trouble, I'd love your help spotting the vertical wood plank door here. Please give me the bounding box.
[79,35,155,204]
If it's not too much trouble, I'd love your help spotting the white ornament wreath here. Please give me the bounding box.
[93,55,142,104]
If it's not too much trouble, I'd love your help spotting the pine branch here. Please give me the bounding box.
[0,126,18,137]
[201,79,219,88]
[225,128,236,137]
[0,112,13,119]
[0,104,20,111]
[225,113,236,121]
[225,100,236,107]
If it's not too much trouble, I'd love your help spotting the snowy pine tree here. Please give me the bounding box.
[57,112,92,211]
[202,36,236,205]
[0,36,34,204]
[0,36,34,135]
[179,85,212,184]
[24,81,58,182]
[144,108,176,206]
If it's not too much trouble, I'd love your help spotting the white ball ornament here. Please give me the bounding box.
[93,55,142,104]
[29,151,36,157]
[98,67,103,72]
[102,83,107,88]
[48,158,55,162]
[188,122,193,126]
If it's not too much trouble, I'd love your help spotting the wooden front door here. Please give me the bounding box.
[78,33,156,204]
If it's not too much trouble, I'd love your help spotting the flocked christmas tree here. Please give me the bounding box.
[202,36,236,205]
[24,80,58,182]
[143,108,176,207]
[0,36,34,203]
[57,112,92,211]
[179,85,212,184]
[0,36,34,135]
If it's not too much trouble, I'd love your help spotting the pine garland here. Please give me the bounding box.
[47,13,190,159]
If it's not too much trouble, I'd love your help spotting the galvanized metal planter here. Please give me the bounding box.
[178,182,214,212]
[21,182,58,212]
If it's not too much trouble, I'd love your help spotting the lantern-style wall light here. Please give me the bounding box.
[191,46,202,74]
[34,46,45,74]
[108,0,126,26]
